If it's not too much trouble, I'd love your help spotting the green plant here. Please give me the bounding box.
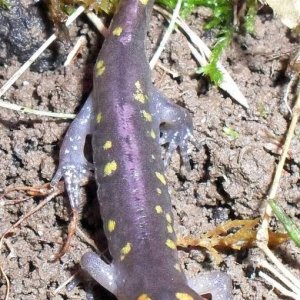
[157,0,258,84]
[0,0,10,9]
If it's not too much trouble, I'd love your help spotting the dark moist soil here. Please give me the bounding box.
[1,0,300,299]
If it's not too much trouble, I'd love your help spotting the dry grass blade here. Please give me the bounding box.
[257,91,300,245]
[51,272,78,296]
[0,100,76,119]
[256,73,300,297]
[149,0,182,69]
[259,270,299,299]
[64,36,86,66]
[259,244,300,295]
[258,258,300,296]
[85,11,109,37]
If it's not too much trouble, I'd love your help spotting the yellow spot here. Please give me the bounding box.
[155,172,166,185]
[176,293,194,300]
[166,239,176,249]
[120,242,132,261]
[155,205,163,214]
[137,294,152,300]
[150,129,156,139]
[167,224,173,233]
[139,0,148,5]
[134,81,148,103]
[135,81,142,90]
[165,213,172,223]
[112,26,123,36]
[107,219,116,232]
[174,263,181,272]
[103,140,112,150]
[134,93,146,103]
[96,113,102,123]
[156,188,162,195]
[96,59,105,76]
[104,160,118,176]
[141,110,152,122]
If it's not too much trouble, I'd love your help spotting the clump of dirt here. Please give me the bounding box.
[0,0,69,72]
[0,1,300,300]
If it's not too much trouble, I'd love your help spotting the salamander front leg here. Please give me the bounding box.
[81,252,117,300]
[188,272,233,300]
[50,95,94,259]
[51,94,94,210]
[151,89,195,168]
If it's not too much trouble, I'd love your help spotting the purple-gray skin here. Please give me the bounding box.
[51,0,233,299]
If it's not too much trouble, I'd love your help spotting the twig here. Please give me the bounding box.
[149,0,182,69]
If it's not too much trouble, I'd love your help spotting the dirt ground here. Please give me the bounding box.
[0,1,300,299]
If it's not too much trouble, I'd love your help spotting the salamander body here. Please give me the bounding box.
[52,0,232,299]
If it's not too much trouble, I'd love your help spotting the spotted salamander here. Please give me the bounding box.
[51,0,233,299]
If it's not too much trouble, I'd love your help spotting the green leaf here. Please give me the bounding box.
[269,199,300,248]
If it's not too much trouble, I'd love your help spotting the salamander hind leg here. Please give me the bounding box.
[80,252,117,299]
[187,272,233,300]
[51,95,94,210]
[152,89,196,168]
